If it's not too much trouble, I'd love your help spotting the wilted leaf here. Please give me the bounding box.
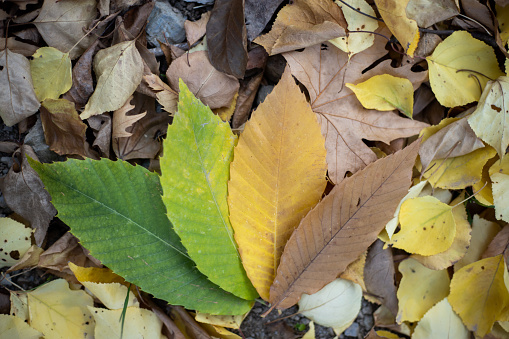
[269,140,420,309]
[483,224,509,260]
[449,255,509,337]
[426,31,503,107]
[254,0,347,55]
[346,74,414,118]
[0,37,38,56]
[228,67,327,300]
[412,298,469,339]
[396,258,450,323]
[81,40,144,119]
[0,218,32,269]
[489,155,509,222]
[30,47,72,101]
[0,314,42,339]
[160,81,257,301]
[298,279,362,335]
[207,0,247,78]
[144,73,178,114]
[0,49,40,126]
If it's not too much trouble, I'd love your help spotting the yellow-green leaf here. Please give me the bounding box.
[489,155,509,222]
[426,31,503,107]
[346,74,413,118]
[30,47,72,101]
[449,255,509,337]
[228,67,327,301]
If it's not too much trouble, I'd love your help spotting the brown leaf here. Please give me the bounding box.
[482,224,509,261]
[144,73,178,114]
[1,146,56,246]
[0,37,38,56]
[88,114,112,158]
[245,0,285,41]
[185,12,210,46]
[232,72,264,129]
[284,28,428,183]
[269,140,420,309]
[167,50,239,109]
[254,0,347,56]
[169,306,212,339]
[207,0,247,78]
[405,0,459,28]
[7,245,44,272]
[112,96,147,139]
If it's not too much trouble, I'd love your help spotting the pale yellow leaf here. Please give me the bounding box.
[0,314,42,339]
[412,298,469,339]
[0,218,32,268]
[195,312,245,329]
[82,282,138,310]
[302,321,315,339]
[489,155,509,222]
[30,47,72,101]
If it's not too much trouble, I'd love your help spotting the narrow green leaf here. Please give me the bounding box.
[29,157,252,315]
[160,80,258,300]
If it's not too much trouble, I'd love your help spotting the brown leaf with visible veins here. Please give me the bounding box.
[284,27,428,183]
[269,140,420,309]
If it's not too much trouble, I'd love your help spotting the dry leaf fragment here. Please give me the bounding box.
[185,12,210,46]
[30,47,72,101]
[269,140,420,309]
[406,0,459,28]
[0,37,38,56]
[144,74,178,114]
[112,96,146,138]
[64,40,99,108]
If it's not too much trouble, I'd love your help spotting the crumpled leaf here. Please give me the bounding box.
[346,74,414,118]
[0,49,40,126]
[112,96,146,138]
[81,40,144,119]
[0,314,42,339]
[167,50,239,110]
[0,218,32,269]
[468,76,509,158]
[30,47,72,101]
[144,74,178,114]
[228,67,327,301]
[298,279,362,335]
[269,140,419,309]
[254,0,347,55]
[412,298,469,339]
[426,31,503,107]
[489,155,509,222]
[396,258,450,323]
[449,255,509,337]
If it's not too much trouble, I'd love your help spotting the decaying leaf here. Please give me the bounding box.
[0,218,32,269]
[64,40,99,107]
[269,140,420,309]
[30,47,72,101]
[406,0,459,28]
[185,12,210,46]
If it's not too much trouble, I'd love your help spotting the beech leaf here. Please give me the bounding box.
[269,140,420,309]
[30,47,72,101]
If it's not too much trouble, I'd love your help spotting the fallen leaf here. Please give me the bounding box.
[254,0,347,55]
[301,321,315,339]
[489,155,509,222]
[213,93,237,122]
[88,114,112,157]
[195,312,244,329]
[482,224,509,260]
[207,0,247,78]
[405,0,459,28]
[269,140,420,309]
[0,314,42,339]
[0,37,38,56]
[144,73,178,114]
[68,262,127,285]
[0,49,40,126]
[412,298,469,339]
[30,47,72,101]
[426,31,503,107]
[339,251,367,291]
[6,245,44,272]
[0,218,32,269]
[449,255,509,337]
[396,258,450,323]
[245,0,285,41]
[232,72,263,129]
[112,96,146,138]
[83,282,138,310]
[185,12,210,46]
[228,67,327,300]
[298,279,362,335]
[472,154,498,206]
[81,40,144,119]
[167,50,239,110]
[346,74,414,118]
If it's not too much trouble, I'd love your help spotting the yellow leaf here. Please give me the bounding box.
[339,251,367,291]
[346,74,414,118]
[69,262,128,285]
[374,0,419,57]
[472,155,498,206]
[81,41,143,119]
[396,258,450,323]
[0,218,32,268]
[449,255,509,337]
[329,0,378,57]
[0,314,42,339]
[228,67,327,300]
[195,312,245,329]
[412,298,469,339]
[302,321,315,339]
[389,196,456,256]
[213,92,238,122]
[468,77,509,158]
[30,47,72,101]
[82,282,138,310]
[426,31,503,107]
[497,4,509,46]
[27,279,95,338]
[489,155,509,222]
[198,323,242,339]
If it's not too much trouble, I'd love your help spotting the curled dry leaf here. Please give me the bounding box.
[0,49,40,126]
[144,74,178,114]
[269,140,420,309]
[167,50,239,110]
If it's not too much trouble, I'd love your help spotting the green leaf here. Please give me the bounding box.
[160,80,258,300]
[29,157,253,315]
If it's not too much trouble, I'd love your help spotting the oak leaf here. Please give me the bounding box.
[112,96,146,139]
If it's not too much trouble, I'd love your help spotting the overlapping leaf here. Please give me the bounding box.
[30,47,72,101]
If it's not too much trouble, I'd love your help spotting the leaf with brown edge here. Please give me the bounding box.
[207,0,247,78]
[268,139,420,310]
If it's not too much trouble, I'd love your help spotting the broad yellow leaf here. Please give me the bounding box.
[68,262,127,285]
[27,279,95,338]
[0,218,32,268]
[346,74,414,118]
[81,41,143,119]
[449,255,509,337]
[83,282,138,310]
[329,0,378,57]
[0,314,42,339]
[468,77,509,158]
[30,47,72,101]
[412,298,469,339]
[396,258,450,323]
[228,67,327,300]
[389,196,455,256]
[426,31,503,107]
[489,155,509,222]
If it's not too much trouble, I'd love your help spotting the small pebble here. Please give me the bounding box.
[299,318,310,325]
[344,322,359,337]
[363,315,374,329]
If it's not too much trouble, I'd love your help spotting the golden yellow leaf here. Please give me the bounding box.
[346,74,413,118]
[228,67,327,300]
[374,0,419,57]
[396,258,450,323]
[426,31,503,107]
[472,155,498,206]
[412,298,469,339]
[198,323,242,339]
[489,155,509,222]
[30,47,72,101]
[213,92,238,122]
[449,255,509,337]
[69,262,128,285]
[0,314,42,339]
[339,252,367,291]
[389,196,456,256]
